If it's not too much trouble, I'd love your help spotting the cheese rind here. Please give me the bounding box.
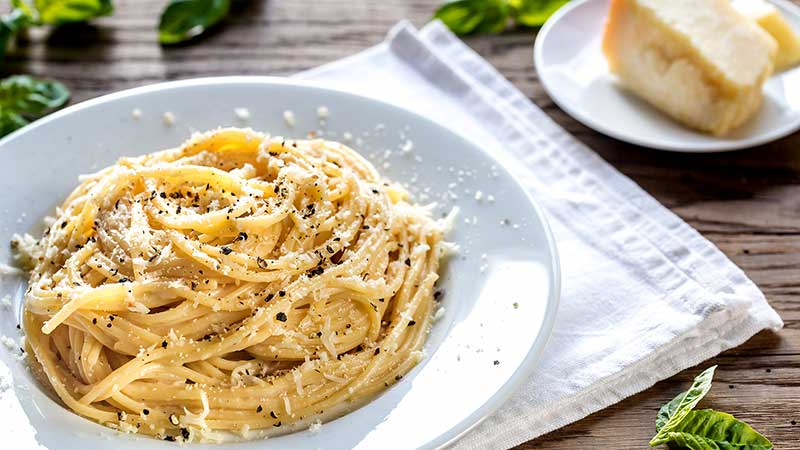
[733,0,800,71]
[602,0,777,135]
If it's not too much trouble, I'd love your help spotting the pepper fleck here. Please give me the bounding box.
[142,409,150,415]
[404,258,411,266]
[276,312,288,322]
[220,246,233,255]
[278,290,286,297]
[161,340,168,348]
[270,411,278,419]
[256,405,263,413]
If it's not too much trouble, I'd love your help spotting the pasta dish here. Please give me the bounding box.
[16,128,449,442]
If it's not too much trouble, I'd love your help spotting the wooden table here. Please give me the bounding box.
[4,0,799,448]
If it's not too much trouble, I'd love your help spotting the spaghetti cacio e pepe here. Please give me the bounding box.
[17,128,450,442]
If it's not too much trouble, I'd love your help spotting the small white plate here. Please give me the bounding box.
[0,77,559,450]
[535,0,800,152]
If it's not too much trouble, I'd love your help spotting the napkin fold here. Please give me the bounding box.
[297,21,783,449]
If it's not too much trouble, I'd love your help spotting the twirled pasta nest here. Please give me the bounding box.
[18,128,448,442]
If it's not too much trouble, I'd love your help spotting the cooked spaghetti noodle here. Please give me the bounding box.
[18,128,449,442]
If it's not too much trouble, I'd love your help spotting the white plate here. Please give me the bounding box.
[0,77,559,450]
[535,0,800,152]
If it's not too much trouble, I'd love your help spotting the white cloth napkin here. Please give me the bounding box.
[296,20,784,449]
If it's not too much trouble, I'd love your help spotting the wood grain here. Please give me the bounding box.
[3,0,799,448]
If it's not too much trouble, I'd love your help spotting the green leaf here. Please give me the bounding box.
[0,75,70,137]
[32,0,114,25]
[158,0,231,44]
[651,365,717,446]
[660,410,773,450]
[508,0,569,27]
[434,0,510,36]
[0,75,70,114]
[656,391,685,432]
[11,0,39,21]
[0,8,32,61]
[651,366,773,450]
[0,110,29,137]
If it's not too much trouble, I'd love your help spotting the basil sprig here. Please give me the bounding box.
[433,0,569,35]
[158,0,231,44]
[2,0,114,60]
[651,366,773,450]
[0,8,31,61]
[0,75,70,137]
[15,0,114,26]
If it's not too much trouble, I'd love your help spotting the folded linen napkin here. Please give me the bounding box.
[296,20,783,449]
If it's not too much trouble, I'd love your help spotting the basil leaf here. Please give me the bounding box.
[158,0,231,44]
[0,9,31,61]
[32,0,113,25]
[651,365,717,446]
[508,0,568,27]
[434,0,510,35]
[0,75,70,137]
[0,75,70,114]
[656,390,685,433]
[0,110,29,137]
[11,0,39,21]
[660,410,773,450]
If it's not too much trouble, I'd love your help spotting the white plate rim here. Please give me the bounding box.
[0,76,561,450]
[534,0,800,153]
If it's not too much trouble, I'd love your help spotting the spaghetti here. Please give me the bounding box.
[18,128,449,442]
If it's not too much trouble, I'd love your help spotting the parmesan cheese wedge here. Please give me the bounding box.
[602,0,777,135]
[733,0,800,71]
